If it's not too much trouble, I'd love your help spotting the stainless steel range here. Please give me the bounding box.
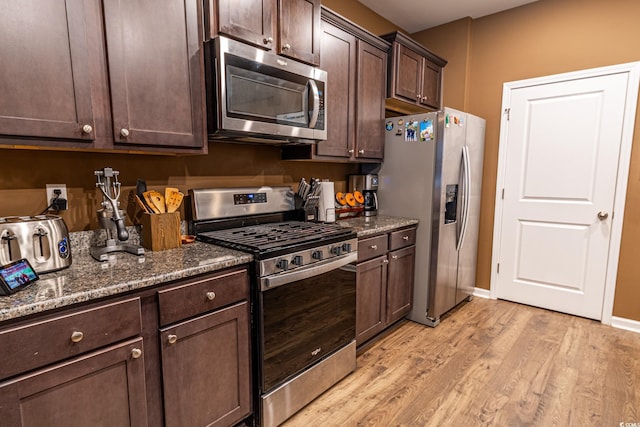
[190,187,357,427]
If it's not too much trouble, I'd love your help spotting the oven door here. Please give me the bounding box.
[212,36,327,142]
[259,253,356,392]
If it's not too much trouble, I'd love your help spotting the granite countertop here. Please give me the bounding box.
[0,240,252,323]
[0,216,417,323]
[337,215,419,237]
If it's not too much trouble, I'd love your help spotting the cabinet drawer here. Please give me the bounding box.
[157,268,249,326]
[358,234,388,262]
[0,297,142,381]
[389,227,417,250]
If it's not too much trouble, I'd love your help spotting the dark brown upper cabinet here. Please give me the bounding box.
[381,31,447,114]
[0,1,95,144]
[208,0,320,65]
[0,0,207,153]
[102,0,206,150]
[282,7,388,162]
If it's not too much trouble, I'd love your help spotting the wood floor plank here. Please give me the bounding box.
[281,298,640,427]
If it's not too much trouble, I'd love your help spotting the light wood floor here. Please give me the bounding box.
[282,298,640,426]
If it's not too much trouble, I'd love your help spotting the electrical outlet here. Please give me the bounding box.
[45,184,68,210]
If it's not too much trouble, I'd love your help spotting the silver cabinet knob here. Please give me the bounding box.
[120,128,130,137]
[597,211,609,220]
[167,334,178,344]
[391,255,398,260]
[348,149,355,154]
[416,94,422,100]
[131,348,142,359]
[382,258,389,264]
[263,36,273,44]
[403,235,409,241]
[358,149,365,154]
[206,291,216,301]
[70,331,84,343]
[82,124,93,134]
[282,43,291,51]
[422,96,428,101]
[370,244,378,250]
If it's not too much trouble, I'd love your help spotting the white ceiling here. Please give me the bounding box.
[358,0,539,33]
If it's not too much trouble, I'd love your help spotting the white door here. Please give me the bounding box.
[492,64,640,321]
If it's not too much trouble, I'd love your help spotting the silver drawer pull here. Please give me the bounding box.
[70,331,84,343]
[403,235,409,241]
[206,291,216,301]
[131,348,142,359]
[392,255,399,260]
[370,244,378,250]
[382,259,389,264]
[167,334,178,344]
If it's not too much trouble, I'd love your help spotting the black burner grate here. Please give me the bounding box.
[198,221,352,253]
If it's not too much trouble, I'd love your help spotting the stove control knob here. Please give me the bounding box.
[342,243,352,253]
[276,259,289,270]
[292,255,303,266]
[331,246,342,256]
[312,250,323,261]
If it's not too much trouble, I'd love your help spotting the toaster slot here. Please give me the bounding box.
[33,226,52,262]
[0,230,21,264]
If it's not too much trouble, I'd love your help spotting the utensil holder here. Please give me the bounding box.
[141,212,182,251]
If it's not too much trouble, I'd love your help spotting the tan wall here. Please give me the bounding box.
[414,0,640,320]
[0,144,358,231]
[320,0,401,35]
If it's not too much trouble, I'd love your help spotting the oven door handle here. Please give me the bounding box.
[261,252,357,291]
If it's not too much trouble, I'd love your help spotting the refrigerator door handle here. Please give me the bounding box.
[457,145,471,251]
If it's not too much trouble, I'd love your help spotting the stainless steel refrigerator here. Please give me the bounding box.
[378,107,485,326]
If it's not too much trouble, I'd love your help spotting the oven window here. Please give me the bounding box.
[261,265,356,392]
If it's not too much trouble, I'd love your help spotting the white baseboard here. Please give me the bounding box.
[611,316,640,334]
[473,287,491,299]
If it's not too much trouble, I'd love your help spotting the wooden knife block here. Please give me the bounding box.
[141,212,182,251]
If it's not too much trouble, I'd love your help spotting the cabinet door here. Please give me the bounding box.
[356,256,388,346]
[420,59,442,110]
[0,338,148,426]
[0,1,95,142]
[278,0,321,65]
[160,302,251,427]
[213,0,276,49]
[103,0,205,149]
[315,20,356,158]
[355,40,387,160]
[391,43,422,105]
[387,245,416,324]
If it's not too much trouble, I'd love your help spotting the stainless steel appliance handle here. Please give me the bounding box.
[373,191,378,210]
[261,252,357,291]
[307,79,320,129]
[457,145,471,251]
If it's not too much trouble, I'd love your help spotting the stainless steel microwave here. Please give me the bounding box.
[205,36,327,143]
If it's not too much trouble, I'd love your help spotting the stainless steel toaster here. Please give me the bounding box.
[0,215,72,273]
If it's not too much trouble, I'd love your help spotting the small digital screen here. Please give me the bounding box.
[0,259,38,290]
[234,192,268,205]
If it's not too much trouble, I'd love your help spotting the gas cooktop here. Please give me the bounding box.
[197,221,354,254]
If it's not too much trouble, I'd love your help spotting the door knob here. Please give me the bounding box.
[597,211,609,220]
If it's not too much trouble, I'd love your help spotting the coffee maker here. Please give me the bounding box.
[349,174,378,217]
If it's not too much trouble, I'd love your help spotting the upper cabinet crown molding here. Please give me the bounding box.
[381,31,447,114]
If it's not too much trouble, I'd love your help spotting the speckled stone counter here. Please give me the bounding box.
[336,215,419,237]
[0,238,252,323]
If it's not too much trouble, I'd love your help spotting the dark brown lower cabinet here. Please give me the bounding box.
[356,255,388,345]
[0,337,148,426]
[160,301,251,427]
[356,227,417,346]
[386,245,416,324]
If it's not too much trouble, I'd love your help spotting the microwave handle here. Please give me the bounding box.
[307,79,320,129]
